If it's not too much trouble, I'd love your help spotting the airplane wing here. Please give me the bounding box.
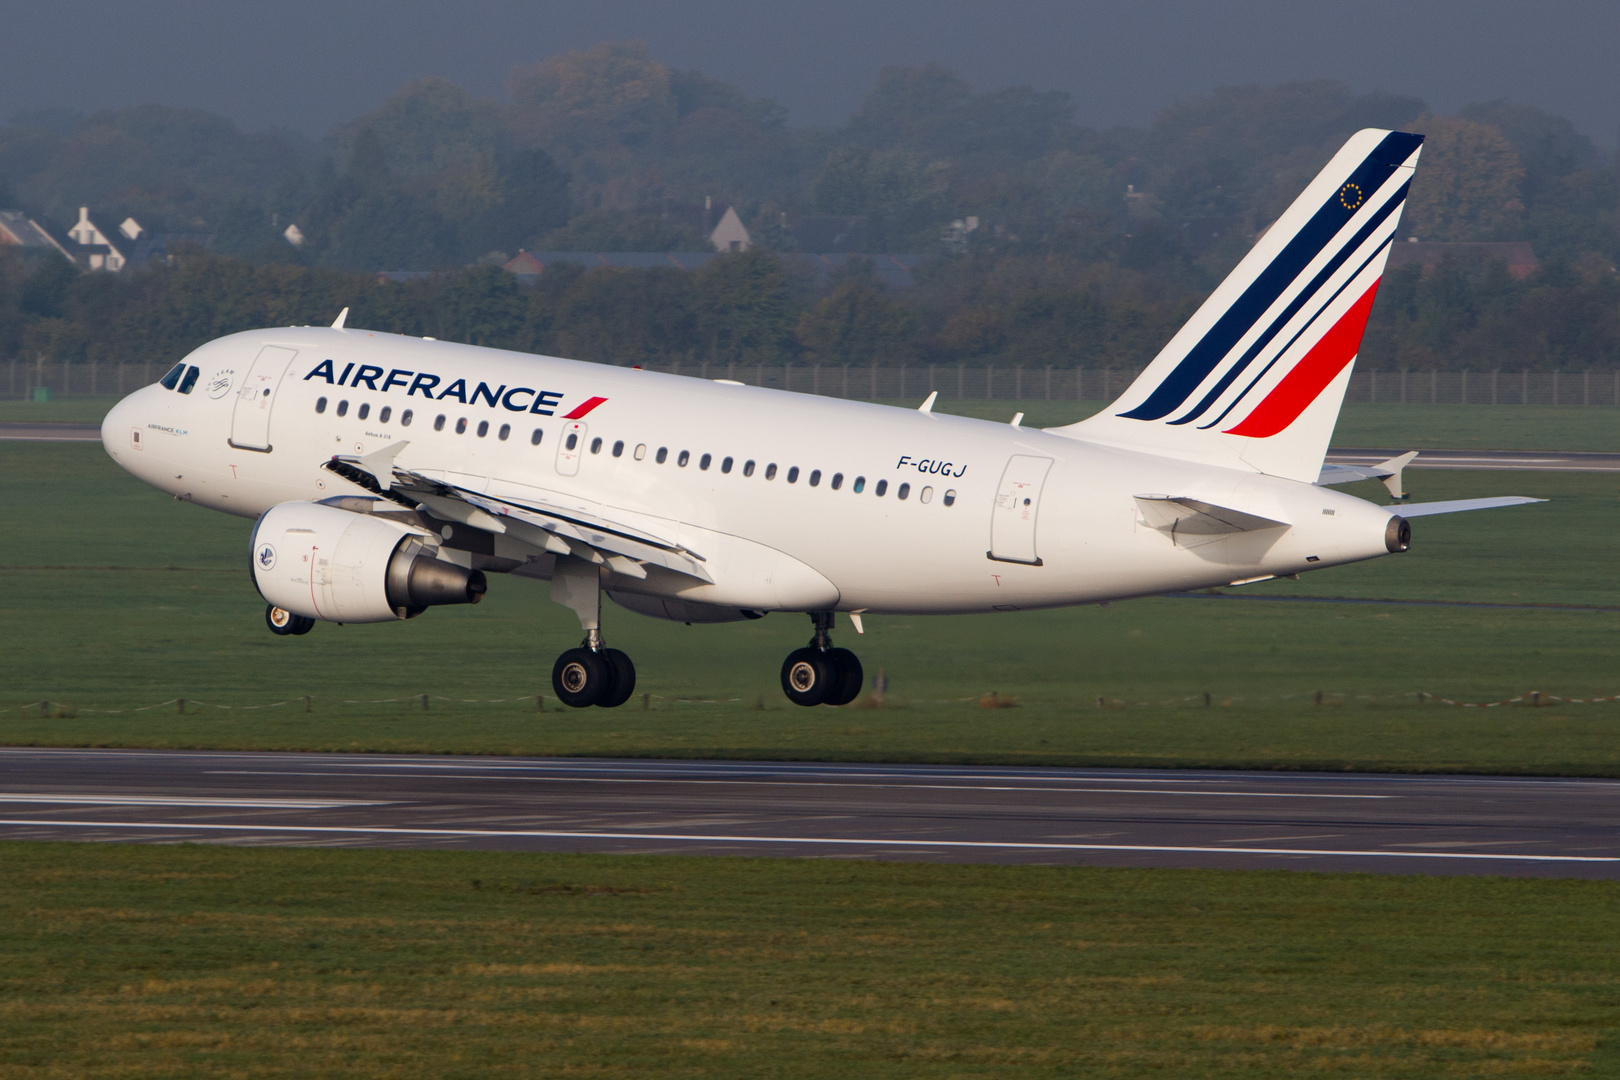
[323,448,712,583]
[1134,495,1289,535]
[1394,496,1546,518]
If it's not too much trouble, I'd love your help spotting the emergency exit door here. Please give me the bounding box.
[229,346,298,451]
[988,455,1052,565]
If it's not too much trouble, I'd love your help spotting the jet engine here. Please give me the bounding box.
[250,500,486,623]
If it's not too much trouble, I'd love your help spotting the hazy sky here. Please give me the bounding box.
[3,0,1616,146]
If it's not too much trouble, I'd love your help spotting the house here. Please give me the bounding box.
[1385,240,1539,280]
[63,206,211,271]
[709,206,750,253]
[0,210,74,261]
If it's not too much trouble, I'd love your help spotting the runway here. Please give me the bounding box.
[0,422,101,441]
[0,748,1614,878]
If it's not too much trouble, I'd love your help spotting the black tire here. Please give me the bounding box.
[265,605,313,637]
[781,647,835,707]
[598,649,636,708]
[552,648,612,708]
[824,647,864,706]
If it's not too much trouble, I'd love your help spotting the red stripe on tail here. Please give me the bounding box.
[562,396,607,420]
[1224,280,1381,439]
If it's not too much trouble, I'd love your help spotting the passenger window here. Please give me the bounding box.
[477,420,488,437]
[699,453,711,470]
[766,463,778,480]
[920,486,934,503]
[530,428,543,445]
[565,432,577,450]
[315,397,327,414]
[401,409,413,427]
[498,423,510,441]
[434,414,446,431]
[656,447,668,464]
[379,406,391,423]
[809,470,821,487]
[634,443,646,460]
[177,366,200,394]
[357,403,370,420]
[613,440,625,458]
[898,482,911,500]
[336,400,349,417]
[721,456,733,474]
[875,479,888,496]
[455,418,467,434]
[590,437,603,454]
[830,473,843,490]
[159,363,185,390]
[678,450,690,467]
[743,460,755,477]
[943,489,956,506]
[787,466,799,483]
[852,476,864,493]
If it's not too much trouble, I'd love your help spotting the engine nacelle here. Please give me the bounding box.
[250,500,486,623]
[607,590,764,624]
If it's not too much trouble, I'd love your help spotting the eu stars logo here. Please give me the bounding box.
[1338,182,1364,211]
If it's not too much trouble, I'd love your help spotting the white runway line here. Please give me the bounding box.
[0,818,1613,863]
[0,794,383,809]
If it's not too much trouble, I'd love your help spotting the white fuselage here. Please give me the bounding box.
[102,327,1401,616]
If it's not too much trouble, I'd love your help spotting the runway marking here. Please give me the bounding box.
[197,771,1390,798]
[1,818,1613,863]
[0,794,383,809]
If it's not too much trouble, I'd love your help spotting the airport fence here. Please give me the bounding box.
[11,357,1620,407]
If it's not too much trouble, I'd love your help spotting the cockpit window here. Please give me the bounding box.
[176,366,200,394]
[159,363,185,390]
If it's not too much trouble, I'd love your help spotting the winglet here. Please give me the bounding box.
[918,391,938,413]
[331,307,349,329]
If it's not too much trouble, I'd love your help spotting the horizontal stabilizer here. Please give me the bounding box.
[1317,450,1417,499]
[1135,495,1290,535]
[1396,496,1545,518]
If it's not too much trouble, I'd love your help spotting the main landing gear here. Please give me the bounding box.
[265,604,314,636]
[781,612,863,707]
[548,557,637,709]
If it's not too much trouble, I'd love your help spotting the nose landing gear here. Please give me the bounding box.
[548,556,637,708]
[780,612,863,707]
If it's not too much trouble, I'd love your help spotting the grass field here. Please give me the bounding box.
[6,393,1620,450]
[1,842,1615,1078]
[5,436,1620,772]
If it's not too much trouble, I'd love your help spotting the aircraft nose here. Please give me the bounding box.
[101,392,140,460]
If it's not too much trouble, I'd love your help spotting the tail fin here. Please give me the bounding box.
[1061,128,1423,481]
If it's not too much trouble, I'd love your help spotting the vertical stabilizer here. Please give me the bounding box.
[1058,129,1423,481]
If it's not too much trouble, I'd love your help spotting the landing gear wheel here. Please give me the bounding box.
[265,605,314,636]
[824,647,864,706]
[781,647,836,707]
[553,648,612,708]
[598,649,636,708]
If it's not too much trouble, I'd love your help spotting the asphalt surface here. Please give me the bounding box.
[0,748,1615,878]
[0,422,101,441]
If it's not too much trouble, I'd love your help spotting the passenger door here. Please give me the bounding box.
[229,346,298,451]
[988,455,1052,565]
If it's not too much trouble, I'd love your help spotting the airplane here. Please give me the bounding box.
[101,127,1540,709]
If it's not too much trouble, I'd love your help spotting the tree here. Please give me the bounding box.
[692,250,799,363]
[797,281,922,366]
[1403,116,1525,241]
[539,210,708,252]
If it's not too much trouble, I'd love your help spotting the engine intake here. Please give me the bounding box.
[1385,515,1411,553]
[251,500,486,623]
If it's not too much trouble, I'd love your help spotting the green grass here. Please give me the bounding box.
[1,842,1615,1078]
[0,395,122,424]
[5,440,1620,772]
